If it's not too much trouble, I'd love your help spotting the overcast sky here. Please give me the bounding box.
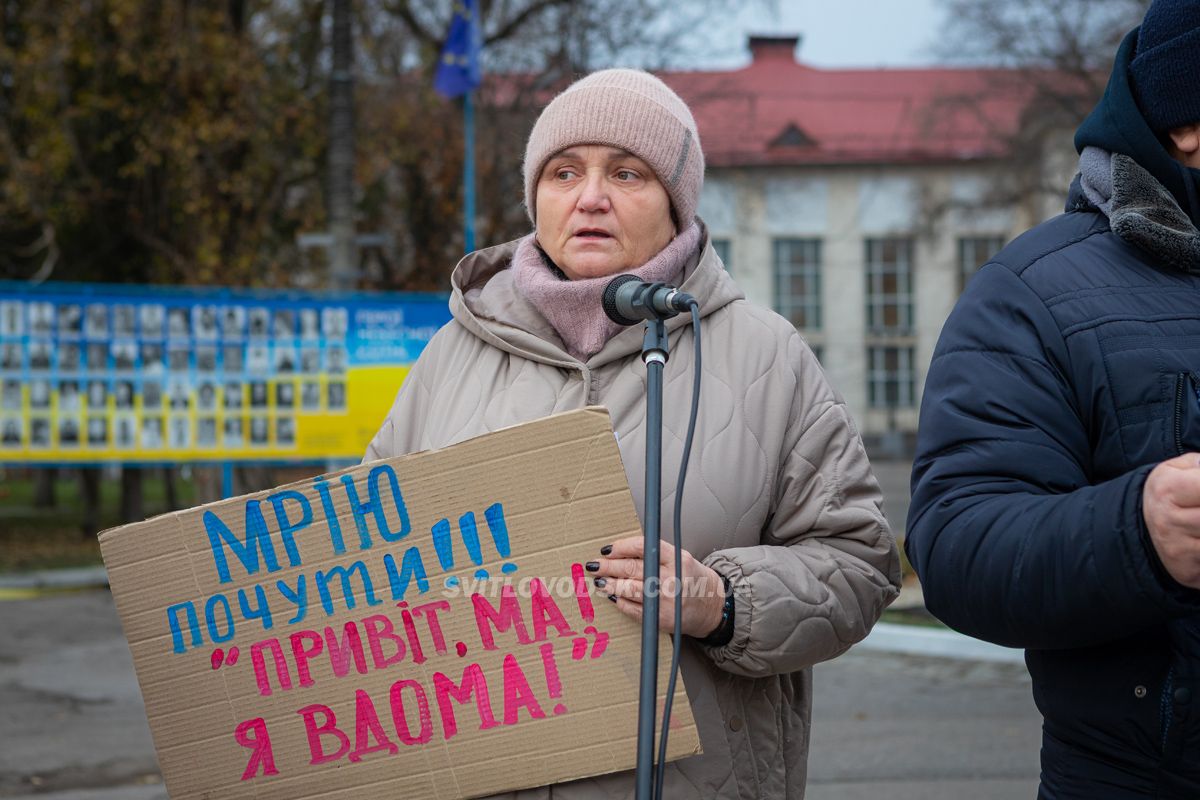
[679,0,946,69]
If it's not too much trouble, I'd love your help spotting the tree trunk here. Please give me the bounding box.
[328,0,357,290]
[33,467,56,508]
[236,464,277,495]
[79,469,102,538]
[193,466,222,506]
[121,465,144,522]
[164,466,179,512]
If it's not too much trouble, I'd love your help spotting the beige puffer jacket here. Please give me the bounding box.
[364,232,902,799]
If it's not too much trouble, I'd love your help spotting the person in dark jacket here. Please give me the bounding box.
[905,1,1200,798]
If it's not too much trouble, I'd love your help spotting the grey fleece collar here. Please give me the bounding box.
[1079,146,1200,274]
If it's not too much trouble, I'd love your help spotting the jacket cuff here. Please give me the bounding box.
[692,572,735,647]
[1131,462,1200,609]
[697,553,752,667]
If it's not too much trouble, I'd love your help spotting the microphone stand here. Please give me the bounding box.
[635,317,669,800]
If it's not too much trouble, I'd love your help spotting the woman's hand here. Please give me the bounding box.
[586,536,726,638]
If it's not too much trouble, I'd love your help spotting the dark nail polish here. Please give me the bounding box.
[585,561,600,572]
[600,545,613,556]
[593,577,607,588]
[607,593,618,603]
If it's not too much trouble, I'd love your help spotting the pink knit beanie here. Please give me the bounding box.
[522,68,705,227]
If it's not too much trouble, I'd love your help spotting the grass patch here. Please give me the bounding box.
[896,535,913,578]
[0,472,196,573]
[880,607,946,629]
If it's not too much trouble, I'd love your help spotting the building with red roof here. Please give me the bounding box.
[670,36,1033,167]
[660,36,1080,446]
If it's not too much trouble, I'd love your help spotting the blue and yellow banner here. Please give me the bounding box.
[0,282,450,463]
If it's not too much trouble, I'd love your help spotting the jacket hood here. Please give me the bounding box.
[446,222,745,368]
[1074,28,1200,229]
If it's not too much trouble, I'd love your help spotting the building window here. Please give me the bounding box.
[959,236,1006,292]
[774,238,822,329]
[867,346,915,408]
[711,238,731,271]
[865,238,913,335]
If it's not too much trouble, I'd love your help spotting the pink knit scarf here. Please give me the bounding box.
[512,222,702,361]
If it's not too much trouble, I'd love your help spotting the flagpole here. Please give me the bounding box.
[463,90,476,254]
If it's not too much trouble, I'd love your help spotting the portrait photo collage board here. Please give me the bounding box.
[0,282,450,463]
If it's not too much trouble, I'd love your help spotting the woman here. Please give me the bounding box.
[365,68,901,799]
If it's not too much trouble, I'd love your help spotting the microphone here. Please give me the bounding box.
[602,275,697,326]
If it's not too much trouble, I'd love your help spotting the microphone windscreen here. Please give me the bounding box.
[602,274,642,326]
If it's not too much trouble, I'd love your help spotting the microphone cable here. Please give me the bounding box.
[653,300,702,799]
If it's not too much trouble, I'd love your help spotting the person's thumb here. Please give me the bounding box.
[1160,452,1200,471]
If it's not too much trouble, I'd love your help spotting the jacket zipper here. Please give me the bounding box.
[1161,666,1175,751]
[1174,372,1190,455]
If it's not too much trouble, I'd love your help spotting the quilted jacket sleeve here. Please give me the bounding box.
[905,263,1200,651]
[700,333,902,678]
[362,326,445,462]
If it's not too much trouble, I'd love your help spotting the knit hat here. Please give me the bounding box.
[1130,0,1200,133]
[522,68,704,226]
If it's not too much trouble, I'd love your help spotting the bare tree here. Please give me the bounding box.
[351,0,762,290]
[380,0,756,72]
[938,0,1148,116]
[921,0,1150,220]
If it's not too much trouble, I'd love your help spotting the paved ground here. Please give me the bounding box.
[812,455,1044,800]
[0,591,162,799]
[0,586,1041,799]
[808,651,1040,799]
[872,459,913,539]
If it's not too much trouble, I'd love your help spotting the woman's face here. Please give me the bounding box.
[535,145,675,281]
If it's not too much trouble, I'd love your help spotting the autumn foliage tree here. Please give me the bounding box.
[0,0,333,520]
[2,0,750,291]
[0,0,328,286]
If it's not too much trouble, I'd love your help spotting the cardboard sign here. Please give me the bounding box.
[100,408,701,799]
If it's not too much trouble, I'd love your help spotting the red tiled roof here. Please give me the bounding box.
[660,56,1037,167]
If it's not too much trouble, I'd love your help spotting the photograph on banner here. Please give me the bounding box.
[0,283,450,462]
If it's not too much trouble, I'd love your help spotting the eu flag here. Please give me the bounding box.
[434,0,482,98]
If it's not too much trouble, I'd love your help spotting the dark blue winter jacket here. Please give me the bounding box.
[906,29,1200,800]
